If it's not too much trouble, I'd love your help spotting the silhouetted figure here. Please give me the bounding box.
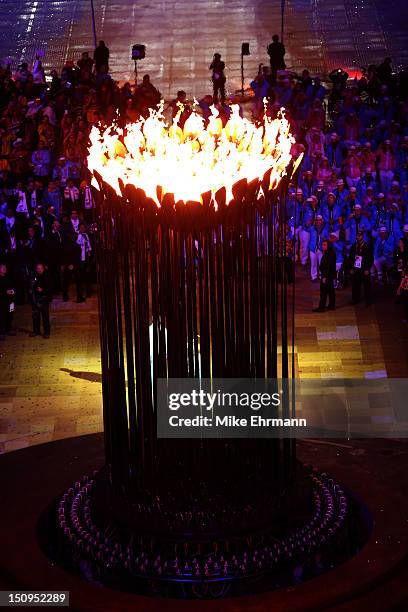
[210,53,226,103]
[377,57,393,84]
[267,35,286,84]
[94,40,109,73]
[313,240,336,312]
[349,231,374,306]
[29,262,52,338]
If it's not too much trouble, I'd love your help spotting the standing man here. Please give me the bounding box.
[94,40,109,73]
[373,226,395,283]
[31,142,51,181]
[65,209,81,237]
[349,230,374,306]
[309,215,327,281]
[267,34,286,84]
[76,223,93,302]
[298,197,314,267]
[29,262,52,338]
[322,192,342,237]
[46,220,64,293]
[77,51,94,74]
[80,179,95,223]
[313,240,337,312]
[63,180,80,215]
[329,232,345,288]
[210,53,226,103]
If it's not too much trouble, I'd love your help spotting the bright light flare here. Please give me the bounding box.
[87,102,295,207]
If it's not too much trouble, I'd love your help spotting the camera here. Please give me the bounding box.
[131,44,146,61]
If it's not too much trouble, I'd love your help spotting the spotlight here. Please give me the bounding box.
[131,44,146,60]
[131,44,146,83]
[239,42,250,95]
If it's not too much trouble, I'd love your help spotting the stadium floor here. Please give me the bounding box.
[0,273,407,453]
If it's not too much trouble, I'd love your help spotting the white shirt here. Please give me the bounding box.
[77,233,92,262]
[35,216,45,237]
[30,190,37,209]
[71,218,80,233]
[64,186,79,202]
[16,190,28,214]
[84,186,94,210]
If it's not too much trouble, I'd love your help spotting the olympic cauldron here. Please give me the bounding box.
[55,105,349,597]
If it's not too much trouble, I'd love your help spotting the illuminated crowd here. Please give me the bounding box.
[0,44,408,338]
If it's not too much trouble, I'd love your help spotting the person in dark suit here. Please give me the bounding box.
[349,230,374,305]
[22,226,47,273]
[44,205,58,236]
[76,223,93,302]
[313,240,337,312]
[61,231,81,302]
[209,53,226,103]
[46,219,64,293]
[267,34,286,84]
[94,40,109,73]
[29,262,52,338]
[0,207,24,241]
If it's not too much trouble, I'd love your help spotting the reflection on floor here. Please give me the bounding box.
[1,274,407,453]
[1,1,407,98]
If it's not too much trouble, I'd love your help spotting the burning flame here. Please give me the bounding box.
[87,102,294,207]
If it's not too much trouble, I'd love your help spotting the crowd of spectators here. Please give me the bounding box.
[251,56,408,316]
[0,43,143,340]
[0,41,408,340]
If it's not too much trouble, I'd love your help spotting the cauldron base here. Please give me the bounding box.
[47,461,363,598]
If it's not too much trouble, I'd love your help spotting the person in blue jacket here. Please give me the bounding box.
[299,196,321,266]
[322,192,342,236]
[325,132,344,170]
[345,204,372,246]
[333,178,349,210]
[357,168,378,199]
[342,186,360,219]
[314,180,327,208]
[329,232,346,287]
[286,188,303,221]
[385,202,403,240]
[368,193,389,240]
[299,170,315,198]
[309,215,329,280]
[373,227,396,282]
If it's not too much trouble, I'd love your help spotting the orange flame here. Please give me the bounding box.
[87,102,294,207]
